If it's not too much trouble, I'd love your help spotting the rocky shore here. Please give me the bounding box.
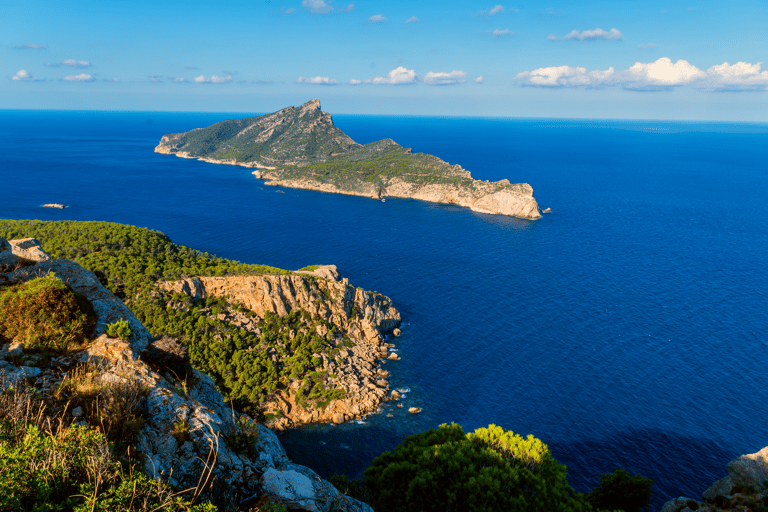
[252,169,542,219]
[161,264,402,429]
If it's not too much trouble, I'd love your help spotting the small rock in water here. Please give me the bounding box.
[387,352,399,360]
[408,407,422,414]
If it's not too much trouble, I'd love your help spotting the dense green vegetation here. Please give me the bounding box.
[585,469,653,512]
[0,219,344,415]
[0,274,96,351]
[330,422,659,512]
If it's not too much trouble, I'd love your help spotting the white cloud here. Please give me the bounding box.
[104,77,119,82]
[13,44,46,50]
[698,61,768,92]
[515,57,768,92]
[11,69,41,81]
[368,66,416,85]
[515,65,616,88]
[424,70,467,86]
[173,77,188,83]
[285,7,296,13]
[638,43,656,49]
[475,4,511,16]
[547,34,558,41]
[302,0,333,13]
[194,75,232,83]
[556,28,623,41]
[349,78,362,85]
[346,3,354,10]
[475,76,484,83]
[62,59,91,68]
[405,16,419,23]
[621,57,704,90]
[297,76,338,85]
[63,73,95,82]
[368,14,388,23]
[492,29,512,37]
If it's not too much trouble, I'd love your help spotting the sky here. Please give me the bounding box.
[3,0,768,120]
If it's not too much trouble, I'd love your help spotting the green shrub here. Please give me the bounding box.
[586,469,653,512]
[0,273,96,351]
[363,422,594,512]
[106,318,132,340]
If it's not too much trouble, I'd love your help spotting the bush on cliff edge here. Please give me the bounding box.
[361,422,601,512]
[0,273,96,351]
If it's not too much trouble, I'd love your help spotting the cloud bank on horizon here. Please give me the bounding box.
[516,58,768,92]
[4,0,768,118]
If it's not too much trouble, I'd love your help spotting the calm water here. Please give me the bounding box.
[2,110,766,508]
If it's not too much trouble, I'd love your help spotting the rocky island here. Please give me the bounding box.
[155,99,543,219]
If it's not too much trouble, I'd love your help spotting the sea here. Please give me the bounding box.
[1,110,766,509]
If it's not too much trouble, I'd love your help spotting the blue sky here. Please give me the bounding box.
[3,0,767,120]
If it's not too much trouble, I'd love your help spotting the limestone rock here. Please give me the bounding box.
[702,476,732,501]
[408,407,421,414]
[9,238,51,263]
[660,497,703,512]
[387,352,399,360]
[727,446,768,488]
[702,446,768,500]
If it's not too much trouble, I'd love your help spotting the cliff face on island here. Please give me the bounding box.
[155,99,543,220]
[0,237,374,511]
[160,266,402,429]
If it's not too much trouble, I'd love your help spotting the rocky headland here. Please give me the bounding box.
[160,265,402,429]
[155,99,543,220]
[0,236,374,511]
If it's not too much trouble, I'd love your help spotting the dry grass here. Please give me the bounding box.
[51,362,149,450]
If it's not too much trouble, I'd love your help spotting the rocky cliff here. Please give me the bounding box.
[155,99,543,220]
[160,265,402,429]
[0,237,374,512]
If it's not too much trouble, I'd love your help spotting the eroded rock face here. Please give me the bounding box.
[161,270,402,428]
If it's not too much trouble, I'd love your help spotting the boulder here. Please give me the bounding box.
[9,238,51,263]
[660,497,703,512]
[703,446,768,499]
[387,352,399,360]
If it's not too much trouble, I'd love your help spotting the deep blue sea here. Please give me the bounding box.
[2,110,767,508]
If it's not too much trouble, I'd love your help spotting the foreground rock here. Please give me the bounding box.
[161,264,402,429]
[0,238,373,512]
[660,445,768,512]
[155,99,543,220]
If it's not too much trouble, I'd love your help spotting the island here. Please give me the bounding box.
[155,99,543,219]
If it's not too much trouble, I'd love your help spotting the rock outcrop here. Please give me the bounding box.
[155,99,543,220]
[660,446,768,512]
[160,264,402,429]
[0,238,374,512]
